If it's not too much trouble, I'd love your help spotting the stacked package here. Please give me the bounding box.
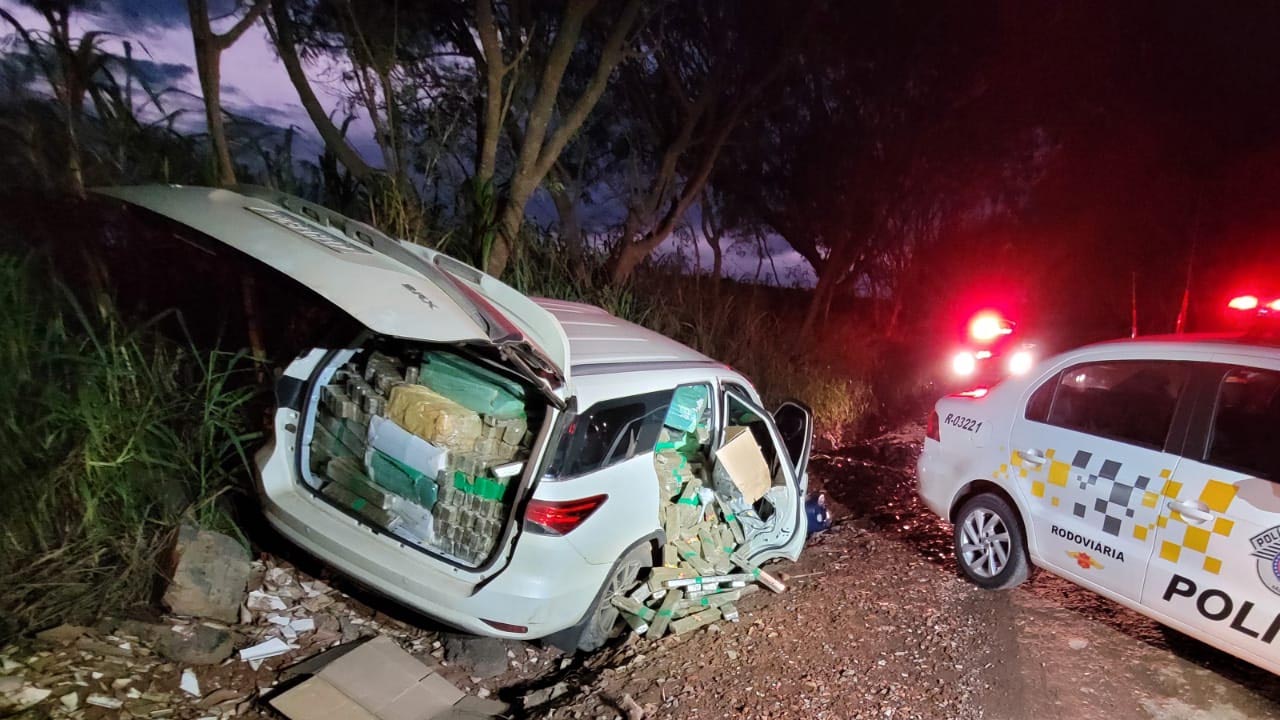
[308,349,530,566]
[611,391,786,639]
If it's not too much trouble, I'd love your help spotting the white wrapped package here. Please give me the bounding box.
[366,415,450,480]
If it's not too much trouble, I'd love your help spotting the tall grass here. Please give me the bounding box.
[0,254,260,640]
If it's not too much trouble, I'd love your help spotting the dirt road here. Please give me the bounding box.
[6,427,1279,719]
[538,427,1280,720]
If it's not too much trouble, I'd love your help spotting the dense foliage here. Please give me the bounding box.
[0,253,259,639]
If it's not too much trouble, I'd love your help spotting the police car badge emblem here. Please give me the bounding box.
[1249,526,1280,597]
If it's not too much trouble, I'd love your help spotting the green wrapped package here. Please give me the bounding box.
[314,414,366,458]
[327,457,394,510]
[663,385,709,433]
[368,449,438,508]
[419,351,526,419]
[450,470,507,501]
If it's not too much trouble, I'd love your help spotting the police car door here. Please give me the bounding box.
[1008,359,1191,601]
[1142,362,1280,669]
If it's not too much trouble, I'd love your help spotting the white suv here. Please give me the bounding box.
[919,328,1280,675]
[97,185,812,651]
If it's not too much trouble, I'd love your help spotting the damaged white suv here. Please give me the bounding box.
[97,185,812,651]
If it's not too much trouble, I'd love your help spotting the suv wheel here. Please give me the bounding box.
[550,545,652,653]
[954,493,1029,590]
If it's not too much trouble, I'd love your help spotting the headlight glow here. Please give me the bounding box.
[1008,350,1034,375]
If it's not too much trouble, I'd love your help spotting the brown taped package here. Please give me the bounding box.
[386,385,482,453]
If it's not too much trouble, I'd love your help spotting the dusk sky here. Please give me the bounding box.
[0,0,814,285]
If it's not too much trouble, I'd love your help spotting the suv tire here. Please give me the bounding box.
[549,544,652,653]
[954,493,1029,590]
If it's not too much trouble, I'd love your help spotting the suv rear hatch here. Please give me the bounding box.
[304,339,546,566]
[96,185,573,569]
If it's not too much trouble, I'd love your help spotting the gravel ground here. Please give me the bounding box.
[534,426,1280,720]
[5,426,1280,719]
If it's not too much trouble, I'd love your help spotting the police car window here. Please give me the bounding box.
[548,389,674,478]
[1206,368,1280,480]
[1046,361,1188,449]
[1024,372,1058,422]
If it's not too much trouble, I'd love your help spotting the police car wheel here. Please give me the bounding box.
[954,494,1029,590]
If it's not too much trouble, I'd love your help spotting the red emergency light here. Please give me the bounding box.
[1228,294,1280,317]
[968,311,1013,344]
[1228,295,1259,311]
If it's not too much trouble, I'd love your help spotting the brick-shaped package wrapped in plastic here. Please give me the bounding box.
[386,384,482,453]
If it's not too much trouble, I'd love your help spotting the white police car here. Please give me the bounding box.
[918,312,1280,675]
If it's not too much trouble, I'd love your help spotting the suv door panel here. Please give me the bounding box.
[718,389,809,562]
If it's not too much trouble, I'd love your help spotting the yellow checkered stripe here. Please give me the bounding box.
[1154,478,1237,575]
[995,448,1239,576]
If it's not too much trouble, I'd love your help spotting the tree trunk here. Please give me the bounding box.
[269,0,376,182]
[194,40,237,186]
[480,0,643,279]
[62,105,85,197]
[610,239,652,285]
[189,0,269,187]
[487,196,524,277]
[801,264,839,337]
[549,181,590,282]
[474,0,505,184]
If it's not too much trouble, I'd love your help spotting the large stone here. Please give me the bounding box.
[34,624,94,645]
[442,634,508,679]
[162,523,250,623]
[116,620,236,665]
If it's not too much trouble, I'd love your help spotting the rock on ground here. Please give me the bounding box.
[443,634,509,679]
[114,620,236,666]
[162,522,251,623]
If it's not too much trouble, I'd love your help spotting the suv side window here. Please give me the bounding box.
[1205,367,1280,480]
[1042,361,1188,449]
[548,389,675,478]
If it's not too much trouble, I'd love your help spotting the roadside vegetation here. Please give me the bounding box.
[0,254,260,641]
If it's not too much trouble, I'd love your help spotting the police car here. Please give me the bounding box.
[918,300,1280,675]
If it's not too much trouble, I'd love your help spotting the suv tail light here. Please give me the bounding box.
[525,494,608,535]
[926,410,940,441]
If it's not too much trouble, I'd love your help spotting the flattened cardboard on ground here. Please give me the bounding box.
[715,426,771,503]
[271,677,378,720]
[269,637,501,720]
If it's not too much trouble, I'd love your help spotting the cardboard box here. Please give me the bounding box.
[714,426,771,503]
[269,637,501,720]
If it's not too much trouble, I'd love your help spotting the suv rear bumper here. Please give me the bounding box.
[256,439,608,639]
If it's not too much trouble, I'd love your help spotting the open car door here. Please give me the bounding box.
[718,389,813,563]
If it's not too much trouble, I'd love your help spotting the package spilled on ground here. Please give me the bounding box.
[612,388,787,640]
[269,636,507,720]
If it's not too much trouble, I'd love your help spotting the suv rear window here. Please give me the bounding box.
[1039,361,1188,449]
[1206,367,1280,480]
